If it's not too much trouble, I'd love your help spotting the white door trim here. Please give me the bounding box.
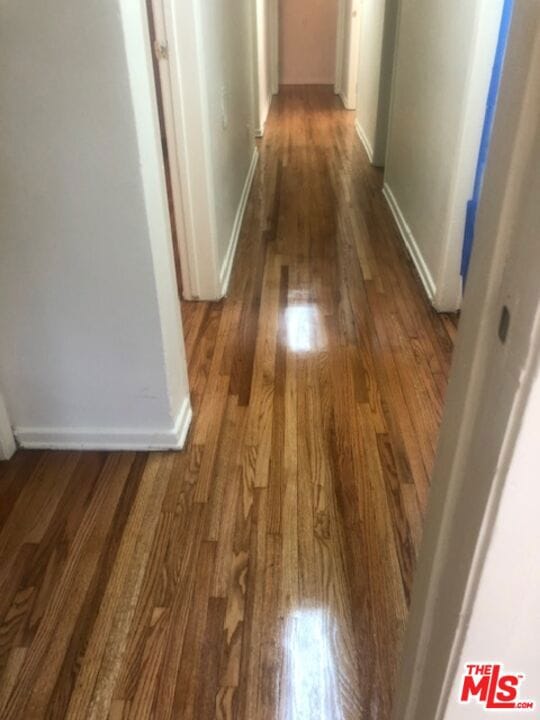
[149,0,193,299]
[152,0,221,300]
[335,0,346,94]
[335,0,361,108]
[0,391,15,461]
[345,1,361,110]
[270,0,279,93]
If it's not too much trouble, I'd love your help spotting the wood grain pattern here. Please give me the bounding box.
[0,86,457,719]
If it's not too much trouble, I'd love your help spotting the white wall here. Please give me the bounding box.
[279,0,339,84]
[445,372,540,718]
[335,0,361,109]
[384,0,505,311]
[254,0,274,135]
[354,0,398,166]
[197,0,255,266]
[0,0,191,450]
[194,0,258,293]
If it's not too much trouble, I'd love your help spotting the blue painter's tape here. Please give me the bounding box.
[461,0,515,283]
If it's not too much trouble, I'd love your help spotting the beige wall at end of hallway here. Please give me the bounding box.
[279,0,339,84]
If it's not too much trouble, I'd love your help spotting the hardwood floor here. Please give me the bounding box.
[0,86,457,719]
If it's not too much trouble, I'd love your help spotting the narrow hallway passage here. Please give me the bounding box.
[0,87,456,720]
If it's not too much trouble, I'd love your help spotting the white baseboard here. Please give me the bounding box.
[355,120,374,163]
[14,396,193,452]
[281,79,335,85]
[219,147,259,296]
[383,184,437,302]
[0,393,16,460]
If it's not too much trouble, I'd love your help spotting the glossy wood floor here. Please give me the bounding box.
[0,86,457,720]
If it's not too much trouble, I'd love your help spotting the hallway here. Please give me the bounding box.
[0,86,456,719]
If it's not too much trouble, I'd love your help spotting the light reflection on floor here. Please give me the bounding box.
[283,607,342,720]
[284,304,327,354]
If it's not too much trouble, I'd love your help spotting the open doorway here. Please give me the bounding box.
[252,0,361,137]
[144,0,225,302]
[265,0,361,108]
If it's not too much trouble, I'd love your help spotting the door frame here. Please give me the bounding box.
[147,0,191,298]
[335,0,361,109]
[253,0,278,136]
[270,0,279,94]
[0,391,15,461]
[148,0,221,300]
[334,0,346,94]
